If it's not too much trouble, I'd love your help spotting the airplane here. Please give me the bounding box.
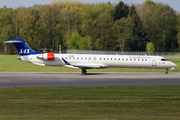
[4,39,177,75]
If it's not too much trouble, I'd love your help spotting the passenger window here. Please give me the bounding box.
[65,57,67,59]
[138,59,140,61]
[85,58,87,60]
[122,59,124,61]
[100,58,101,60]
[142,59,144,61]
[114,58,116,60]
[107,58,109,60]
[77,57,79,60]
[126,59,128,61]
[134,59,136,61]
[73,57,75,59]
[69,57,71,59]
[104,58,105,60]
[145,59,147,61]
[130,59,132,61]
[81,57,83,60]
[111,58,112,60]
[119,58,120,60]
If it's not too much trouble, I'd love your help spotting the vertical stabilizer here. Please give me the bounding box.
[4,39,40,56]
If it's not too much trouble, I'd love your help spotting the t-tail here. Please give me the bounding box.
[4,39,40,56]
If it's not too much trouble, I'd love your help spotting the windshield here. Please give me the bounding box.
[161,59,169,61]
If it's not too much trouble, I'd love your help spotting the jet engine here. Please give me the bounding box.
[37,53,54,60]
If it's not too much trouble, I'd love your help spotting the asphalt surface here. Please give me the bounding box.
[0,72,180,88]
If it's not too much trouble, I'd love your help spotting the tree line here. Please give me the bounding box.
[0,0,180,54]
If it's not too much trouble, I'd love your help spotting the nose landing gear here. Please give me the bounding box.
[165,68,168,74]
[82,69,87,75]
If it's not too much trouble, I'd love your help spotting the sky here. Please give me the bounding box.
[1,0,180,12]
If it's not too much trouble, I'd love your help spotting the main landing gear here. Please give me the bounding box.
[165,68,168,74]
[82,69,87,75]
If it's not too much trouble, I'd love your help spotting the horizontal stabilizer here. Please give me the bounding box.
[4,41,24,43]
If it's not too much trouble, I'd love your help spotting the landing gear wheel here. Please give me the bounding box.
[165,69,168,74]
[82,70,87,75]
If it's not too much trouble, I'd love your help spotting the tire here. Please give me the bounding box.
[82,70,86,75]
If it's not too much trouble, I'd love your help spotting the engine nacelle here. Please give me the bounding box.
[37,53,54,60]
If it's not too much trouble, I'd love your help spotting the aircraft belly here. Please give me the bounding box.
[44,61,64,66]
[106,62,152,68]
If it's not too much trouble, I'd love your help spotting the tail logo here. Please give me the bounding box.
[20,49,30,54]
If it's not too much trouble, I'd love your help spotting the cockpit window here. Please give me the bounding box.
[161,59,169,61]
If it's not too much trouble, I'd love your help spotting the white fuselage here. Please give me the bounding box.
[19,54,177,69]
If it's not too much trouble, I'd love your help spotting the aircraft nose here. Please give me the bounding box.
[171,63,177,68]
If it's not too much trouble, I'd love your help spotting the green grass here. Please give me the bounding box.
[0,55,180,72]
[0,86,180,119]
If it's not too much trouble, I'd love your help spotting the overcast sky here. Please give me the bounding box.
[1,0,180,12]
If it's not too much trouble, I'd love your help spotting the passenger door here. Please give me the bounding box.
[152,58,157,66]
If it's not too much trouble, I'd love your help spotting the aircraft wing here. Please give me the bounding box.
[73,64,100,69]
[62,58,101,69]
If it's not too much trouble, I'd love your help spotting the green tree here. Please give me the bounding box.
[146,42,154,53]
[177,14,180,49]
[67,31,80,49]
[0,7,16,54]
[95,12,115,51]
[40,4,62,49]
[129,4,149,51]
[81,3,115,50]
[113,16,134,51]
[141,0,178,51]
[114,1,129,20]
[95,39,101,50]
[68,31,92,50]
[19,16,41,51]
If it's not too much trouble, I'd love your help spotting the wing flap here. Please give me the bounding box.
[73,64,100,69]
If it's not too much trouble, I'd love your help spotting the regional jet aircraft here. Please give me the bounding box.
[5,39,177,75]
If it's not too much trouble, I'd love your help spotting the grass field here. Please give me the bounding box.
[0,55,179,73]
[0,86,180,119]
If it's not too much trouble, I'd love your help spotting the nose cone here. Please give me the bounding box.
[171,63,177,68]
[174,64,177,68]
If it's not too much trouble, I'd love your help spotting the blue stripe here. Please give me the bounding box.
[62,58,71,65]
